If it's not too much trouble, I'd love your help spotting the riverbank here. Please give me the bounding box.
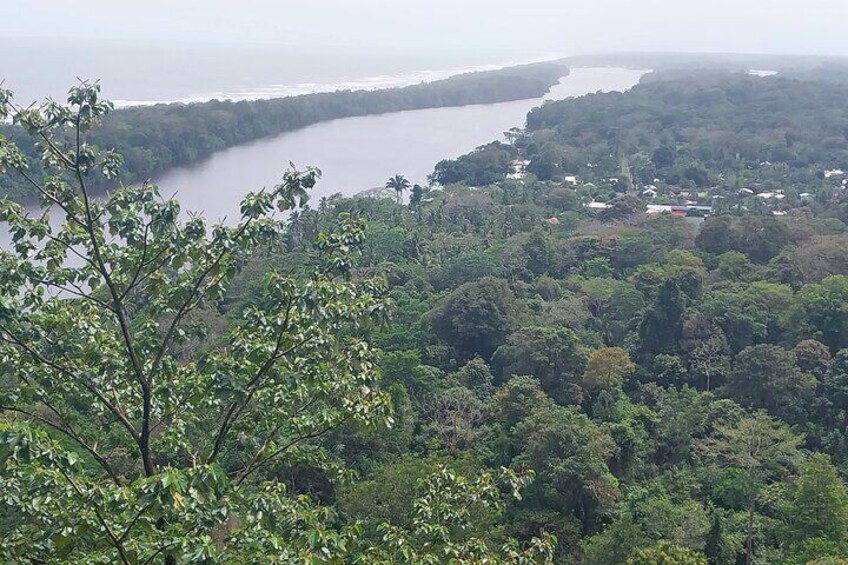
[0,61,569,203]
[153,67,647,222]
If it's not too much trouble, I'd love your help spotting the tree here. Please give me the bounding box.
[580,277,645,346]
[339,454,487,535]
[626,541,708,565]
[424,386,489,452]
[583,347,636,392]
[0,80,569,565]
[638,279,686,357]
[731,216,793,264]
[652,146,677,169]
[825,350,848,423]
[700,282,793,353]
[715,251,753,282]
[449,356,496,399]
[511,404,618,541]
[523,229,554,275]
[696,216,733,256]
[0,84,395,562]
[580,515,646,565]
[807,558,848,565]
[721,345,817,423]
[700,412,802,565]
[793,339,832,378]
[492,375,554,430]
[386,174,411,204]
[785,453,848,547]
[650,354,689,388]
[503,126,523,145]
[364,466,555,563]
[598,194,645,223]
[794,275,848,352]
[493,326,589,404]
[408,183,429,210]
[688,332,731,392]
[380,349,443,401]
[429,277,520,360]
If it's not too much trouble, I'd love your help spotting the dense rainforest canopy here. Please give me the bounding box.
[434,70,848,207]
[3,65,848,563]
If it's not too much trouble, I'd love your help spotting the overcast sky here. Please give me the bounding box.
[4,0,848,57]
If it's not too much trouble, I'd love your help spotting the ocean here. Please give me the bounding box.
[0,37,562,107]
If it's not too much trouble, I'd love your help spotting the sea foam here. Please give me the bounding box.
[111,55,565,108]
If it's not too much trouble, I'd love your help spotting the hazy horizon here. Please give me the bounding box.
[4,0,848,58]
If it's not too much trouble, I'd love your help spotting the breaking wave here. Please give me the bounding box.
[111,55,565,108]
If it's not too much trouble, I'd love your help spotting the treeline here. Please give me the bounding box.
[0,61,568,201]
[434,70,848,210]
[524,72,848,185]
[562,52,841,72]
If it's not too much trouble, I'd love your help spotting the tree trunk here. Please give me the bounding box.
[745,498,755,565]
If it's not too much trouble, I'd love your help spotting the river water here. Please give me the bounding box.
[2,67,645,248]
[154,67,646,222]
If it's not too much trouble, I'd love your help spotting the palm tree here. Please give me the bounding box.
[386,174,411,204]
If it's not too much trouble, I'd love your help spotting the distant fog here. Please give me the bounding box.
[3,0,848,58]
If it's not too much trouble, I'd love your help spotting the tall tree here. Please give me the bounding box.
[794,275,848,352]
[689,332,731,392]
[493,326,589,404]
[430,277,520,360]
[638,279,686,357]
[700,412,801,565]
[386,174,411,204]
[0,83,394,562]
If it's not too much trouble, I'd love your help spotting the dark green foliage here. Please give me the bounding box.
[721,345,816,423]
[431,142,517,186]
[510,403,618,539]
[429,277,520,360]
[794,275,848,351]
[493,326,589,403]
[598,194,646,223]
[697,216,794,264]
[638,279,687,356]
